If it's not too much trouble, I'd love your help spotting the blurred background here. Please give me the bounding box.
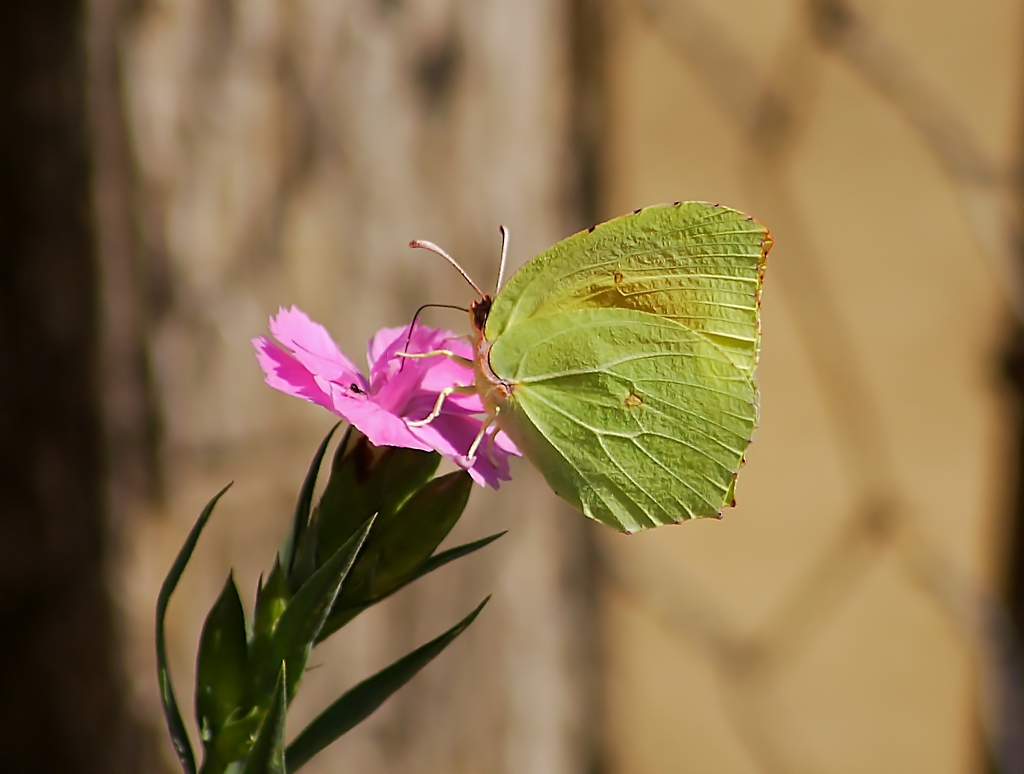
[4,0,1024,772]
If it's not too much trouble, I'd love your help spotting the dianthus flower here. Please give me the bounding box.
[253,306,519,488]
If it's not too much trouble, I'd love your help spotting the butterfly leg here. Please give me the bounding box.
[396,349,473,367]
[484,408,503,467]
[465,412,499,463]
[406,385,478,427]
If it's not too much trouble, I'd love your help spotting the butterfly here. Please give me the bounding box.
[408,202,770,533]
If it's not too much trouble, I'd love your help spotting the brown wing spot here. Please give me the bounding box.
[624,392,643,409]
[613,270,624,285]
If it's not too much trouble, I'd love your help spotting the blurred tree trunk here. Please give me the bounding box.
[999,16,1024,773]
[115,1,602,772]
[89,0,163,535]
[0,3,154,772]
[1002,295,1024,770]
[1003,77,1024,774]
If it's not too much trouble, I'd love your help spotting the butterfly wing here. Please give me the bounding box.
[486,202,770,374]
[488,308,757,533]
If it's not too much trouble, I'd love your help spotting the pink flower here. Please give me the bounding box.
[253,306,519,488]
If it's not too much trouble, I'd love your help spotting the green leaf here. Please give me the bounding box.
[314,431,439,564]
[207,708,262,771]
[326,531,506,637]
[286,597,490,772]
[289,513,320,595]
[316,531,506,642]
[196,572,247,744]
[415,531,507,577]
[156,483,232,774]
[335,470,471,606]
[252,559,290,642]
[282,423,340,585]
[253,518,373,704]
[240,663,287,774]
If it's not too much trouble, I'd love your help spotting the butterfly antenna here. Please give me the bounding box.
[409,239,486,298]
[495,225,510,293]
[398,302,470,373]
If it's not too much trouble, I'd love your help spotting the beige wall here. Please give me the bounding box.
[600,0,1019,771]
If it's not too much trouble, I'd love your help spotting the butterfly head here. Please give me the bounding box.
[470,295,493,334]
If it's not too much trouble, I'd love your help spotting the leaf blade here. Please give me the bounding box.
[195,572,247,746]
[282,422,340,582]
[334,470,471,608]
[156,483,232,774]
[286,597,490,772]
[314,433,439,564]
[239,663,288,774]
[258,517,373,703]
[317,531,505,641]
[416,531,507,578]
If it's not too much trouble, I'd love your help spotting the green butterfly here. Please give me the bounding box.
[409,202,771,533]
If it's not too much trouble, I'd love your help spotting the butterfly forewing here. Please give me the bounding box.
[486,202,769,375]
[489,308,757,532]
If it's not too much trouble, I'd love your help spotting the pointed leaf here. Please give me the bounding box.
[335,470,471,607]
[317,531,505,642]
[252,559,290,644]
[240,663,287,774]
[282,423,340,583]
[209,708,262,770]
[314,432,439,564]
[196,572,247,743]
[247,558,291,695]
[287,597,490,772]
[416,531,507,577]
[290,430,351,592]
[254,518,373,703]
[156,484,232,774]
[289,511,320,593]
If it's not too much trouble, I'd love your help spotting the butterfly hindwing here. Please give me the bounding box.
[489,308,757,533]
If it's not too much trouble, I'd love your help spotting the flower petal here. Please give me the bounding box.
[270,306,365,388]
[253,337,334,411]
[327,383,433,451]
[367,325,408,368]
[256,309,519,481]
[411,415,517,489]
